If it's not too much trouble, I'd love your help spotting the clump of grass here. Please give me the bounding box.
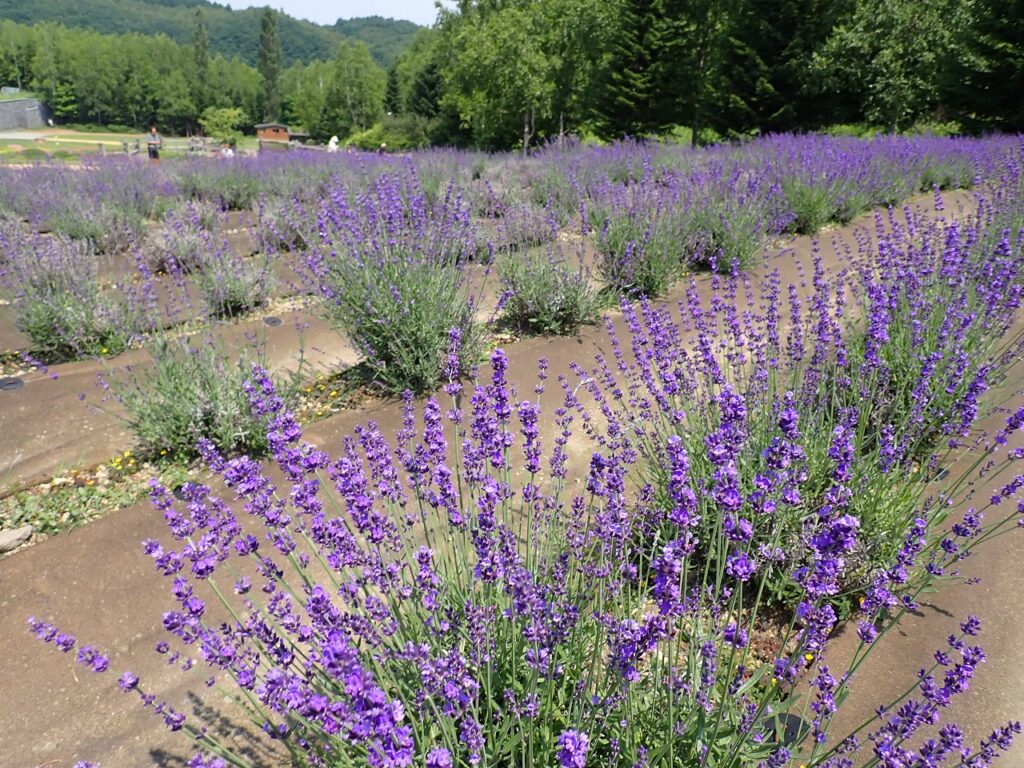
[0,456,191,538]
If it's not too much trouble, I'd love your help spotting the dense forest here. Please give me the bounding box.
[415,0,1024,148]
[0,0,1021,149]
[0,0,420,67]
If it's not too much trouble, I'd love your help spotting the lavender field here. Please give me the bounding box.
[3,133,1024,768]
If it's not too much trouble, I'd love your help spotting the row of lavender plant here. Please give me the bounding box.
[580,134,1015,297]
[0,200,284,461]
[578,192,1024,607]
[27,146,1024,766]
[0,204,273,362]
[0,136,1008,251]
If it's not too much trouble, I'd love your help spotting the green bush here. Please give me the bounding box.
[499,252,597,335]
[823,123,883,138]
[346,114,433,151]
[679,200,767,270]
[782,179,834,234]
[906,120,962,137]
[113,335,276,459]
[20,147,48,162]
[179,166,259,210]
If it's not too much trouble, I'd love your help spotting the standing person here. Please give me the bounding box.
[146,126,162,160]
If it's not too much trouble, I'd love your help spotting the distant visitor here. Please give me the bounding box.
[146,126,162,160]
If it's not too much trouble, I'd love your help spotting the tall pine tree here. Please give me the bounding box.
[947,0,1024,132]
[594,0,658,138]
[192,8,209,114]
[651,0,734,144]
[384,66,401,115]
[409,61,441,119]
[257,7,283,122]
[718,0,844,133]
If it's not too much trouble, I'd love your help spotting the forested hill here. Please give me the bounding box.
[0,0,421,66]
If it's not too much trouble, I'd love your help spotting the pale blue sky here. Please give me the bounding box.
[225,0,441,27]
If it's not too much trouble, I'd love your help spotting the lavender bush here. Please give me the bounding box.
[179,160,262,211]
[499,250,597,335]
[477,202,563,259]
[304,172,483,394]
[44,202,144,254]
[145,201,223,274]
[588,188,1024,602]
[588,181,685,297]
[255,195,310,253]
[195,248,274,319]
[0,231,144,362]
[109,334,280,460]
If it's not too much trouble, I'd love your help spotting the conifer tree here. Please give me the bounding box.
[409,61,441,119]
[594,0,658,138]
[385,66,401,115]
[192,8,209,113]
[650,0,734,144]
[948,0,1024,132]
[257,6,283,122]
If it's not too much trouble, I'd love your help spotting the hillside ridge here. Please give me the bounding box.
[0,0,421,66]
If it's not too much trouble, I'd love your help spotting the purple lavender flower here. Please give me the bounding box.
[557,730,590,768]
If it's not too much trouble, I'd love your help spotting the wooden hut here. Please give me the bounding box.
[255,123,309,151]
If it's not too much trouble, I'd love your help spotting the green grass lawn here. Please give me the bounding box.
[0,127,262,161]
[0,90,38,102]
[0,123,326,162]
